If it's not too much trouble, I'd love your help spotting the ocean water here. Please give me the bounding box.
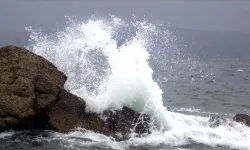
[1,15,250,150]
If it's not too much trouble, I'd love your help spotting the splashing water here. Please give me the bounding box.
[25,15,250,150]
[26,15,174,130]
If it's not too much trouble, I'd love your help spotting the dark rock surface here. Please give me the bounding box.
[0,45,150,139]
[0,45,66,131]
[48,90,110,135]
[103,107,150,136]
[48,90,151,138]
[234,114,250,126]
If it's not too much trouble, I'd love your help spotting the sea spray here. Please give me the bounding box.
[25,15,250,150]
[26,15,174,130]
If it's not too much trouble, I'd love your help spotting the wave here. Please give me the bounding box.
[25,15,250,150]
[26,15,174,130]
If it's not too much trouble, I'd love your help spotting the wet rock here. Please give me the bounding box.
[0,117,19,132]
[0,45,66,131]
[104,107,151,137]
[234,114,250,126]
[208,116,227,127]
[35,94,57,111]
[48,90,151,138]
[48,90,110,135]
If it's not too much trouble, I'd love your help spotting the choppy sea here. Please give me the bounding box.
[1,15,249,150]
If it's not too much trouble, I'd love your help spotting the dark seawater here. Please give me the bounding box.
[1,58,249,150]
[164,58,250,117]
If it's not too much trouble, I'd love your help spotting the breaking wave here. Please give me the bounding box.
[24,15,250,150]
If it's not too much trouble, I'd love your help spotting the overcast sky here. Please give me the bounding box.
[1,0,250,33]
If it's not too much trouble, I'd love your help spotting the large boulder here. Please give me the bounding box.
[0,45,67,131]
[48,90,150,138]
[48,90,110,135]
[234,114,250,126]
[0,45,150,139]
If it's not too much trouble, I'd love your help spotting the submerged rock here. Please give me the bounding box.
[0,45,150,138]
[208,116,227,127]
[234,114,250,126]
[103,107,151,136]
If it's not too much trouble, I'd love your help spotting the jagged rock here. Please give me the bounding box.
[0,45,66,131]
[234,114,250,126]
[0,45,150,139]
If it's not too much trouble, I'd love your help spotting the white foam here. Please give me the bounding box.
[0,131,14,139]
[130,118,250,150]
[52,129,122,150]
[172,107,234,116]
[26,15,173,130]
[49,118,250,150]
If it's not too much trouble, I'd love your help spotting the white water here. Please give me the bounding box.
[25,15,250,150]
[26,15,174,130]
[0,131,14,139]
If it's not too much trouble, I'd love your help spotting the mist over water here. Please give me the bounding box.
[21,15,250,150]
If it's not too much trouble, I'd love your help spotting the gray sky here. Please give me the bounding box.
[1,0,250,33]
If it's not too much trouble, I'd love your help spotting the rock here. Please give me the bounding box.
[104,107,150,137]
[48,90,110,135]
[0,45,150,139]
[234,114,250,126]
[48,90,151,138]
[35,94,57,111]
[0,117,19,132]
[0,45,67,131]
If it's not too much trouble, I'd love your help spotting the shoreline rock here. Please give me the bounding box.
[234,114,250,126]
[0,45,66,132]
[0,45,150,139]
[48,90,110,134]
